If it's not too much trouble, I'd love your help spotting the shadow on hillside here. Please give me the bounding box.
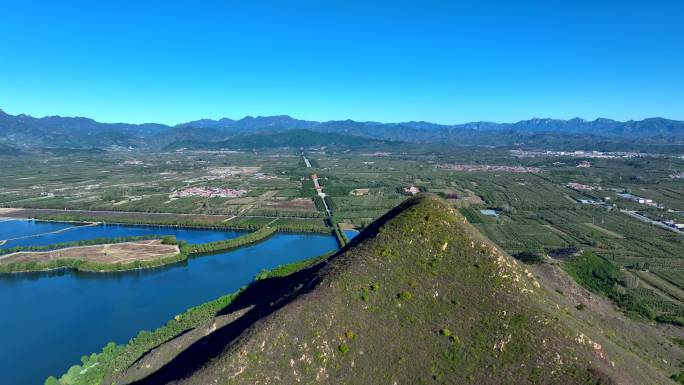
[128,265,326,385]
[128,196,422,385]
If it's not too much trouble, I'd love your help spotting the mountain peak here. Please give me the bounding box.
[110,195,620,385]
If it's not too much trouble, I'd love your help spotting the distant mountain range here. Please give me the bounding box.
[1,108,683,151]
[178,115,684,139]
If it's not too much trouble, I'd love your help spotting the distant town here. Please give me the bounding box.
[170,187,248,198]
[510,149,673,159]
[436,164,541,173]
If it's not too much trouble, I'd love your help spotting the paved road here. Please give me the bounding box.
[302,152,312,168]
[621,210,683,234]
[311,175,331,217]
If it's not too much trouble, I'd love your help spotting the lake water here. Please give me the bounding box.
[0,220,338,385]
[344,229,360,241]
[0,219,245,248]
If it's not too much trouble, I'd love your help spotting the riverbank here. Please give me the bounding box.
[333,223,349,247]
[45,251,333,385]
[0,231,340,385]
[0,207,330,233]
[182,225,276,254]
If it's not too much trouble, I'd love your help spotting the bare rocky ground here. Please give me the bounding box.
[530,259,684,384]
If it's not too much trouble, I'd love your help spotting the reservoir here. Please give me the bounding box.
[0,219,246,249]
[0,220,339,385]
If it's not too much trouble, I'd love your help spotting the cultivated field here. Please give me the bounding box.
[1,145,683,326]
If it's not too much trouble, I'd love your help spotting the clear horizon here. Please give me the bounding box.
[1,0,683,125]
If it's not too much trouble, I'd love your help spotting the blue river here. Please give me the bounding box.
[0,219,339,385]
[0,219,246,249]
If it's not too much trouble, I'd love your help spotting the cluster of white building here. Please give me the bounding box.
[122,160,144,165]
[170,187,247,198]
[253,172,278,180]
[404,186,420,195]
[567,182,594,191]
[617,192,663,208]
[436,164,541,173]
[511,149,659,159]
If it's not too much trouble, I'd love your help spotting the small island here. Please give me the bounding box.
[0,225,281,273]
[0,239,179,266]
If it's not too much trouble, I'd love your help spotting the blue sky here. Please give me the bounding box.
[0,0,682,124]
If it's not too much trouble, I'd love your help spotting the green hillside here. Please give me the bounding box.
[53,195,680,385]
[106,196,607,384]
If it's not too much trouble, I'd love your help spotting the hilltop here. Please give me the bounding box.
[57,194,682,385]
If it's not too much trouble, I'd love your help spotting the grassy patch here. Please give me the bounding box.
[565,251,684,324]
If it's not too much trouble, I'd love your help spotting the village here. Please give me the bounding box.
[436,163,541,173]
[510,149,669,159]
[169,186,248,199]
